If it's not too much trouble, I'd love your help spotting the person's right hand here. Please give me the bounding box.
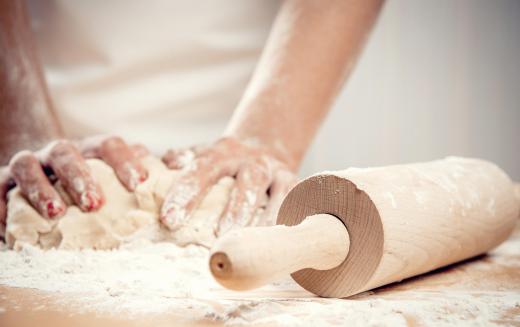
[0,136,149,237]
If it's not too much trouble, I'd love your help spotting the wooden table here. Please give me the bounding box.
[1,224,519,326]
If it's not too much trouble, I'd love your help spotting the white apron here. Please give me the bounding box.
[28,0,280,154]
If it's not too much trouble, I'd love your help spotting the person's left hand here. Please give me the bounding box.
[160,137,297,236]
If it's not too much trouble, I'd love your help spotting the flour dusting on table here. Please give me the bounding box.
[1,233,520,326]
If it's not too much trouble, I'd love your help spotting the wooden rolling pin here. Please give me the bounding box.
[210,157,519,298]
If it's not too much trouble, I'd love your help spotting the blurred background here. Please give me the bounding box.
[29,0,519,179]
[302,0,520,179]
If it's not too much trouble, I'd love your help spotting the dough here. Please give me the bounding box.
[5,156,239,250]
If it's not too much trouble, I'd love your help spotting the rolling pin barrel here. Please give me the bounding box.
[210,214,350,291]
[210,157,519,298]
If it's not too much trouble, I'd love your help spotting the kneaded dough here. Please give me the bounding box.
[5,156,238,250]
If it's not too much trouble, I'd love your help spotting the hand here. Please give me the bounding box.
[161,137,298,236]
[0,136,149,236]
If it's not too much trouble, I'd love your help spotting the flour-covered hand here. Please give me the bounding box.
[160,137,297,236]
[0,136,148,232]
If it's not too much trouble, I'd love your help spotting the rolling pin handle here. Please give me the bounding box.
[209,213,350,291]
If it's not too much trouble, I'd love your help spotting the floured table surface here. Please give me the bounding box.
[1,224,519,327]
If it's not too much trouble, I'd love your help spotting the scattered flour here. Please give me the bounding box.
[383,192,397,208]
[1,235,519,326]
[1,156,519,326]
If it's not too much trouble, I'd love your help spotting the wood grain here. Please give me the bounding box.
[278,157,518,297]
[210,214,350,290]
[2,224,519,326]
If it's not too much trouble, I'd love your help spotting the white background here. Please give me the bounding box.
[301,0,520,180]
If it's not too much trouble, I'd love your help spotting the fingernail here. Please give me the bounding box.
[161,204,186,230]
[80,191,103,211]
[124,163,147,190]
[45,200,65,219]
[129,173,147,190]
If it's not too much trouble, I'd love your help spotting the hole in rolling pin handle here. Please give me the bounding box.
[210,252,233,279]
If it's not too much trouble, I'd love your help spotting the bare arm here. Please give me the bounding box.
[0,1,148,233]
[226,0,384,170]
[0,0,62,165]
[162,0,384,232]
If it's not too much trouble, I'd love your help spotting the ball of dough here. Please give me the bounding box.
[5,157,235,250]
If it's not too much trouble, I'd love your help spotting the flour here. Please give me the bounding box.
[383,191,397,208]
[2,235,520,326]
[1,156,519,325]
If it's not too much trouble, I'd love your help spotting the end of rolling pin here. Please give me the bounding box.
[209,251,233,279]
[209,214,350,291]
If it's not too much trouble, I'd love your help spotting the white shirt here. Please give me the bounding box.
[28,0,280,154]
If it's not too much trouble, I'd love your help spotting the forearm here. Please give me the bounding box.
[0,0,63,165]
[225,0,383,171]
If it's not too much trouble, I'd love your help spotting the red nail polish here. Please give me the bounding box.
[82,191,103,211]
[46,200,65,218]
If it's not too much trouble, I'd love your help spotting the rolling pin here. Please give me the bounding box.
[210,157,519,298]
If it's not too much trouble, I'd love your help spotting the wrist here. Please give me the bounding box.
[0,133,61,166]
[218,134,298,172]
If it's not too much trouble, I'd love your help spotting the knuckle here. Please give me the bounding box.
[77,135,108,156]
[193,152,214,169]
[131,143,149,157]
[162,155,173,166]
[162,149,179,162]
[102,136,125,148]
[9,150,37,170]
[244,157,271,183]
[49,139,77,157]
[275,170,298,193]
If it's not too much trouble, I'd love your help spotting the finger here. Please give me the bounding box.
[160,154,237,230]
[99,137,148,191]
[217,158,273,236]
[260,170,298,227]
[78,134,110,158]
[46,141,104,212]
[162,148,198,170]
[0,167,12,237]
[9,151,66,219]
